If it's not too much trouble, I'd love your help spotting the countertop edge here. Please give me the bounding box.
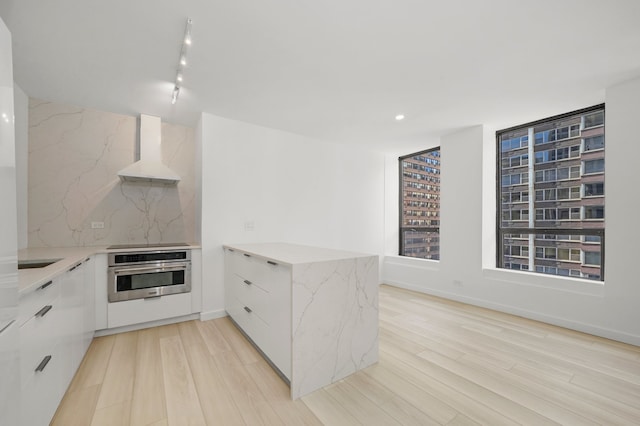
[223,243,377,266]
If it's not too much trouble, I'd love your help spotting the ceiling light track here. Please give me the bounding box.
[172,18,192,105]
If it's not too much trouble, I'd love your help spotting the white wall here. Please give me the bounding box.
[13,83,27,249]
[383,76,640,346]
[199,113,385,318]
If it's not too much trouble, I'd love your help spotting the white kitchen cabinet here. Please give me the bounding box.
[0,319,19,426]
[82,256,95,352]
[21,343,63,426]
[93,253,108,330]
[58,260,86,390]
[225,249,291,378]
[190,248,202,313]
[224,243,379,399]
[19,274,64,425]
[102,248,201,331]
[106,292,193,329]
[19,256,95,425]
[19,279,60,389]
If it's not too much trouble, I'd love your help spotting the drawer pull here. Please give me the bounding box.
[35,305,53,318]
[243,253,251,258]
[35,355,52,372]
[38,280,53,291]
[243,279,252,285]
[69,265,77,272]
[0,320,15,335]
[244,306,252,313]
[228,248,234,252]
[267,260,277,266]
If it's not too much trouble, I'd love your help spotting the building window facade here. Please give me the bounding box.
[497,105,605,281]
[400,148,441,260]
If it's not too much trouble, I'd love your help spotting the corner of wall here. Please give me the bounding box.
[481,125,496,269]
[13,84,28,250]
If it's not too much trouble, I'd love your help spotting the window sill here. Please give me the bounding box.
[384,255,440,270]
[482,267,604,297]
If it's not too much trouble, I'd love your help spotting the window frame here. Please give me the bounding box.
[495,104,605,281]
[399,147,441,259]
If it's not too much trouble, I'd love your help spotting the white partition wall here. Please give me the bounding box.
[0,15,19,426]
[199,113,385,320]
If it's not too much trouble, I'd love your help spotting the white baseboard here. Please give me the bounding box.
[200,308,227,321]
[383,280,640,347]
[94,313,200,337]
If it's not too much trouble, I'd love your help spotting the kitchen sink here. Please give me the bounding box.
[17,259,62,270]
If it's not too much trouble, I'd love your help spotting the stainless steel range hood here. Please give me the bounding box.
[117,114,181,184]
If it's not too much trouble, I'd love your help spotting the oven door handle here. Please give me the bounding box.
[112,264,189,275]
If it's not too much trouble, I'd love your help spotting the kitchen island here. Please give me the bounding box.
[223,242,379,399]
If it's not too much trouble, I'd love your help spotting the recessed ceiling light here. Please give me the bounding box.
[395,114,405,121]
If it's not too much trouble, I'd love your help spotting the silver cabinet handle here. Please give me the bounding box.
[35,305,53,318]
[37,280,53,291]
[244,306,252,313]
[0,320,15,335]
[243,279,252,285]
[35,355,52,372]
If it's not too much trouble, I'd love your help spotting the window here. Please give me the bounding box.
[497,105,605,281]
[584,135,604,151]
[400,148,440,260]
[584,159,604,174]
[584,251,601,266]
[584,111,604,128]
[584,206,604,220]
[584,183,604,197]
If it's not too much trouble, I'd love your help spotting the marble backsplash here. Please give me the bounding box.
[28,99,196,247]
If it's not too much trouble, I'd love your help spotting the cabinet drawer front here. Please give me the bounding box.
[226,293,269,342]
[227,293,291,380]
[107,292,192,329]
[229,273,271,322]
[21,344,62,426]
[18,279,59,326]
[234,252,290,292]
[20,303,61,388]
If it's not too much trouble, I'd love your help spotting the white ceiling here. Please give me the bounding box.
[2,0,640,153]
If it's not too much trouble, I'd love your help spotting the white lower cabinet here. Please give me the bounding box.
[19,257,95,425]
[106,292,192,329]
[102,248,201,330]
[224,249,292,379]
[224,243,379,399]
[21,344,62,426]
[82,257,95,353]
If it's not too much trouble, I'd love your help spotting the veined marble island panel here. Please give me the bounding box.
[223,242,379,399]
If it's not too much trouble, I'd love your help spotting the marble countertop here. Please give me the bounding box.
[223,242,376,265]
[18,243,201,295]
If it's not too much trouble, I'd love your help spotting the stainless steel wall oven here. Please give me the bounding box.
[107,249,191,302]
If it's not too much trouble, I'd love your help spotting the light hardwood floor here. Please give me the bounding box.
[52,285,640,425]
